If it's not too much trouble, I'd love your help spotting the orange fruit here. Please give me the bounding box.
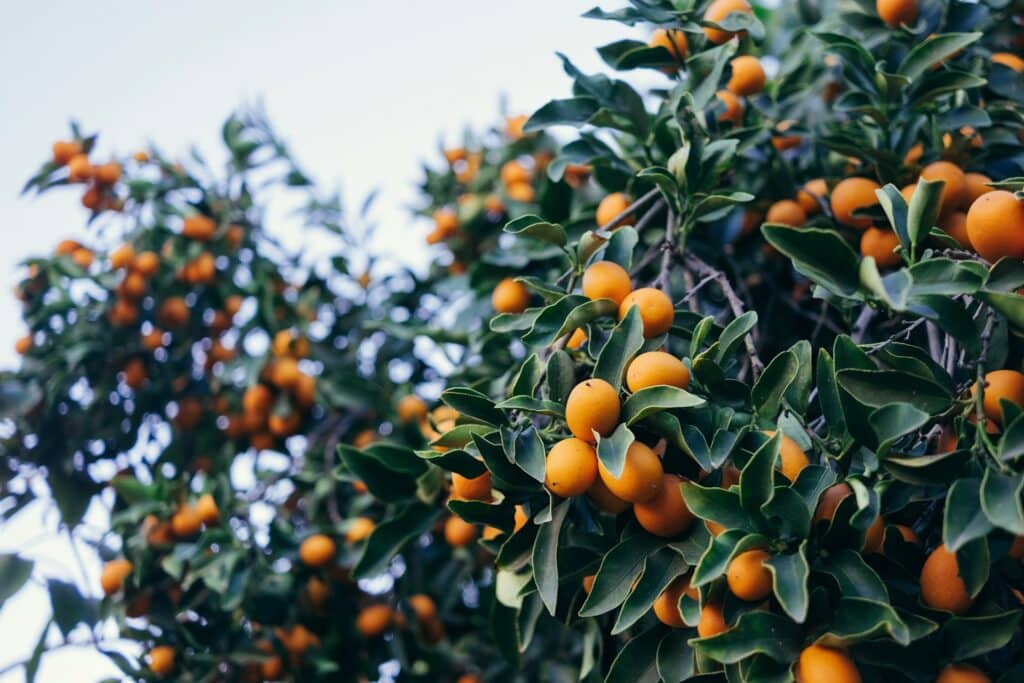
[860,227,902,268]
[567,328,588,350]
[171,504,202,538]
[893,524,920,545]
[72,248,94,269]
[653,575,696,627]
[95,162,122,185]
[14,335,32,355]
[966,190,1024,261]
[544,437,599,497]
[122,357,147,389]
[920,544,973,614]
[597,440,663,503]
[243,384,273,416]
[703,0,753,44]
[716,89,744,124]
[973,369,1024,426]
[596,192,634,228]
[831,177,881,229]
[795,644,861,682]
[619,287,675,338]
[132,251,160,277]
[52,140,81,165]
[565,379,620,443]
[796,179,828,214]
[500,160,531,186]
[514,505,529,531]
[992,52,1024,72]
[506,114,529,140]
[293,373,316,408]
[299,534,337,567]
[182,214,216,241]
[444,516,478,547]
[766,199,807,227]
[940,211,971,249]
[492,277,530,313]
[586,477,632,514]
[921,161,967,213]
[764,431,810,482]
[649,28,689,66]
[935,664,990,683]
[356,604,394,638]
[727,549,773,601]
[964,172,993,205]
[346,517,376,544]
[109,244,135,270]
[582,261,632,305]
[626,351,690,393]
[67,153,93,182]
[506,181,535,203]
[100,559,133,596]
[727,55,766,96]
[408,594,437,623]
[813,483,851,524]
[148,645,175,676]
[863,516,885,554]
[451,470,493,501]
[196,493,219,526]
[158,297,189,328]
[696,603,728,637]
[275,624,319,655]
[582,574,596,594]
[634,474,694,537]
[397,395,428,423]
[876,0,918,27]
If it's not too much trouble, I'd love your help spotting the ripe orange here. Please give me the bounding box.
[618,287,675,338]
[506,114,529,140]
[397,395,428,423]
[703,0,753,44]
[830,177,881,229]
[196,493,219,526]
[451,470,493,501]
[813,483,851,524]
[964,172,993,205]
[567,328,588,350]
[356,604,394,638]
[935,664,990,683]
[100,559,133,596]
[715,89,743,124]
[173,397,202,430]
[72,248,94,269]
[408,594,437,623]
[795,644,861,682]
[649,28,689,65]
[893,524,920,545]
[109,244,135,270]
[14,335,32,355]
[275,624,319,655]
[544,437,599,497]
[597,440,664,503]
[582,261,632,305]
[796,179,828,214]
[966,191,1024,261]
[860,227,901,268]
[696,603,728,637]
[727,56,766,96]
[492,277,530,313]
[171,504,202,538]
[299,534,337,567]
[565,379,620,443]
[863,516,885,554]
[765,430,810,482]
[500,160,531,186]
[506,181,536,203]
[514,505,529,531]
[122,357,147,389]
[766,199,807,227]
[94,162,122,185]
[582,574,596,594]
[586,477,632,514]
[67,154,93,182]
[727,549,773,601]
[243,384,273,416]
[444,516,478,547]
[939,211,971,249]
[132,251,160,277]
[148,645,175,676]
[158,297,189,328]
[596,192,634,228]
[876,0,918,28]
[182,214,217,241]
[346,517,376,544]
[920,544,973,614]
[653,575,697,627]
[634,474,694,537]
[432,208,459,239]
[992,52,1024,72]
[52,140,81,165]
[921,161,967,214]
[625,351,690,393]
[974,369,1024,425]
[293,373,316,408]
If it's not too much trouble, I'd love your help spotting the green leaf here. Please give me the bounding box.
[579,533,664,617]
[417,448,488,478]
[546,350,575,404]
[740,433,779,513]
[525,96,600,131]
[898,33,982,81]
[762,225,860,296]
[441,386,508,426]
[715,311,758,364]
[596,423,635,478]
[680,484,757,540]
[533,501,569,615]
[905,178,945,256]
[604,227,638,269]
[869,403,930,456]
[943,477,994,552]
[836,369,951,413]
[874,184,910,255]
[354,503,442,578]
[751,350,798,419]
[980,470,1024,536]
[691,611,802,664]
[624,386,705,425]
[605,627,662,683]
[510,353,544,397]
[513,426,547,483]
[504,214,568,247]
[942,611,1022,660]
[816,549,888,601]
[821,597,914,646]
[0,554,34,609]
[612,548,688,635]
[594,305,644,391]
[338,445,422,501]
[657,630,696,682]
[48,579,97,638]
[766,541,810,623]
[495,396,565,417]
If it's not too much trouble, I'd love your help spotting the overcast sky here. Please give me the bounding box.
[0,2,629,680]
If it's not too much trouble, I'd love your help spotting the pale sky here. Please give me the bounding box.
[0,2,626,680]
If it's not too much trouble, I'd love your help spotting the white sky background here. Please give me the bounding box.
[0,2,628,680]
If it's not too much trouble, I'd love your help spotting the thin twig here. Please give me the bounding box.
[597,188,660,233]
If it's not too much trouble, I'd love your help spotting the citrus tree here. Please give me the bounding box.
[5,0,1024,682]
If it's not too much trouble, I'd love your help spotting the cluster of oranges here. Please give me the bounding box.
[52,138,124,212]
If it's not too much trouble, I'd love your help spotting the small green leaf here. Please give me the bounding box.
[533,500,569,615]
[504,214,568,247]
[596,423,635,478]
